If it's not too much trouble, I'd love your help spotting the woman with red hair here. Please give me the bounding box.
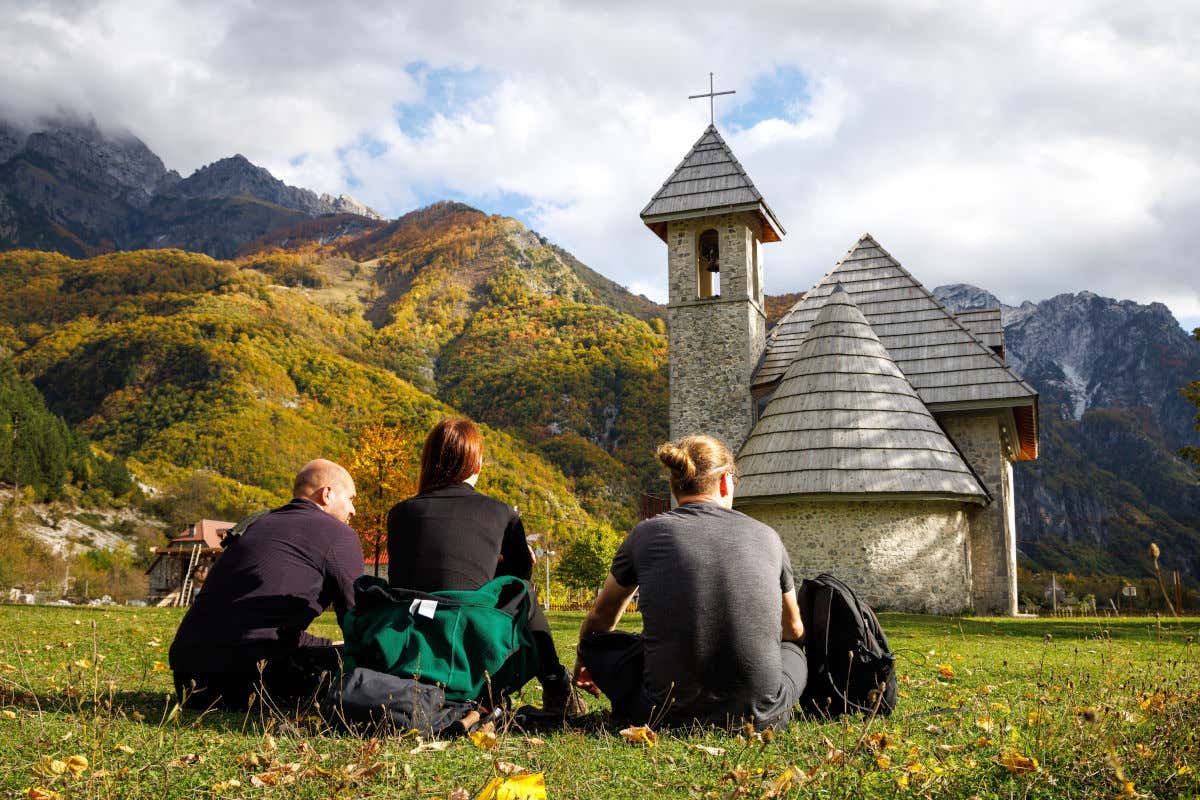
[386,417,584,718]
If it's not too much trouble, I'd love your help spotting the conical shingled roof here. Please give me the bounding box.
[754,234,1038,459]
[735,287,990,504]
[640,125,784,243]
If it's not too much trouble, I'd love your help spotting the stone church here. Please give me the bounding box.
[640,125,1039,615]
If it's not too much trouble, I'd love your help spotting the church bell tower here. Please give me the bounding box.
[641,125,785,453]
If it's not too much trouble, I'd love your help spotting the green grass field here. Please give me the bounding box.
[0,606,1197,799]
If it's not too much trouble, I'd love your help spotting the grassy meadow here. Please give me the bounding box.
[0,605,1197,799]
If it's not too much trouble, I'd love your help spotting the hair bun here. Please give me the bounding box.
[656,442,697,479]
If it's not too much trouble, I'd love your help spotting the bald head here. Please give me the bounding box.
[293,459,356,523]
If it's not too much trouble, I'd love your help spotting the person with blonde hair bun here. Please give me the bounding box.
[572,434,807,729]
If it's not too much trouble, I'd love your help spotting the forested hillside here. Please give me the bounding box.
[0,362,132,503]
[0,245,617,547]
[244,202,670,525]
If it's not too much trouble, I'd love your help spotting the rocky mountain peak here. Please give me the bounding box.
[319,192,383,220]
[933,283,1004,311]
[164,155,383,220]
[0,120,29,165]
[14,116,175,208]
[939,284,1200,439]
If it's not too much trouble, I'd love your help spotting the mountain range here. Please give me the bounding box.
[0,116,382,259]
[932,284,1200,579]
[0,116,1196,583]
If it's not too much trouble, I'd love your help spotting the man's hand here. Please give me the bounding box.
[572,660,602,697]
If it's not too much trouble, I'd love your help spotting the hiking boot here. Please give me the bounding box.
[541,669,588,719]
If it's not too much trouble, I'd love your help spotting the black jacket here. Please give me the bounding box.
[169,498,364,673]
[386,482,532,591]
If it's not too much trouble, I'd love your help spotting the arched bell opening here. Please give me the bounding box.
[697,228,720,298]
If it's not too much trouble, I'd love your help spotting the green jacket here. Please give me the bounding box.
[341,575,539,702]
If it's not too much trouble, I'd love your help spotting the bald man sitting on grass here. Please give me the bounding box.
[170,459,364,711]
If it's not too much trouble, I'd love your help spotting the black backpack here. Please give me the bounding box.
[321,667,484,737]
[797,573,898,717]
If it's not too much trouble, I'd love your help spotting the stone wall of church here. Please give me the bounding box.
[741,500,973,614]
[940,412,1019,615]
[666,214,767,453]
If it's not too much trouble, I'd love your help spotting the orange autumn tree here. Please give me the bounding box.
[346,422,420,576]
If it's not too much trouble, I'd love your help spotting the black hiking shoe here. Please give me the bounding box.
[540,669,588,719]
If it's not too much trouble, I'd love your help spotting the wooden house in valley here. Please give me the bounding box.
[146,519,234,606]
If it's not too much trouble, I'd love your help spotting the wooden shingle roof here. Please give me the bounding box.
[640,125,784,243]
[736,287,990,504]
[954,308,1004,354]
[756,236,1037,443]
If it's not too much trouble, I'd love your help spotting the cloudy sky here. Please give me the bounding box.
[3,1,1199,330]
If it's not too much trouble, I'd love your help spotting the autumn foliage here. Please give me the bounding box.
[346,422,419,573]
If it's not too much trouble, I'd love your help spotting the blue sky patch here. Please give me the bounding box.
[394,63,499,136]
[722,66,811,130]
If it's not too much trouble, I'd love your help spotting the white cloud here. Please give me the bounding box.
[2,0,1200,327]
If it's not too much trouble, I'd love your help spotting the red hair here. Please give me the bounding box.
[418,417,484,494]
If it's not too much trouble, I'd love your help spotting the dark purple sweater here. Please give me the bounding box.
[169,498,364,674]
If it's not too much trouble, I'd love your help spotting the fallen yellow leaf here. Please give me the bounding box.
[763,766,807,797]
[33,758,67,777]
[619,726,657,747]
[876,754,892,769]
[495,762,529,777]
[475,772,546,800]
[152,661,169,673]
[1138,693,1166,713]
[469,729,498,750]
[113,743,135,755]
[692,744,725,757]
[864,732,892,752]
[937,664,955,680]
[409,740,451,754]
[2,710,16,720]
[1134,743,1154,759]
[64,755,88,779]
[1000,750,1038,774]
[71,659,91,670]
[27,788,62,800]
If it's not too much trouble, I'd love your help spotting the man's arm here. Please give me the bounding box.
[572,572,638,695]
[325,526,365,626]
[782,589,805,643]
[580,572,638,637]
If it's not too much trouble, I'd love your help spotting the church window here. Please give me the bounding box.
[751,238,761,303]
[697,228,720,298]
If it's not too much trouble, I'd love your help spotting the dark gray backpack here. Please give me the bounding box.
[797,574,898,717]
[321,667,480,737]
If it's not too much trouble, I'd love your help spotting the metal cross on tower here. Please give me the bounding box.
[689,72,736,124]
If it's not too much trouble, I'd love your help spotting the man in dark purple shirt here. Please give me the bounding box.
[170,459,364,710]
